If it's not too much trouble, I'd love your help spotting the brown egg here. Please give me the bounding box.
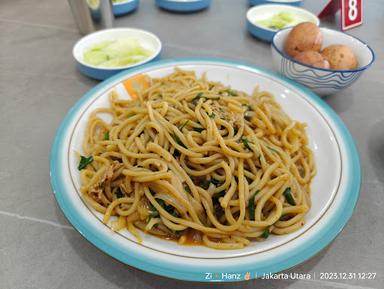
[294,50,330,69]
[321,45,358,70]
[284,22,323,57]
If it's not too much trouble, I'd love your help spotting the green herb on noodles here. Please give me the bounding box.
[260,228,270,239]
[200,179,211,190]
[156,199,180,218]
[149,210,159,218]
[210,179,222,187]
[248,190,260,220]
[241,137,252,150]
[172,149,180,158]
[103,131,109,140]
[279,214,290,221]
[184,183,191,194]
[173,133,186,148]
[78,155,93,170]
[283,187,296,206]
[147,204,160,223]
[192,92,204,105]
[115,187,124,199]
[193,127,204,133]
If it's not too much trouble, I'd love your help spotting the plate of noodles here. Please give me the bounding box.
[50,58,360,281]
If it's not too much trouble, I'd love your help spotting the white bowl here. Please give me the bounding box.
[73,28,162,80]
[246,4,319,42]
[271,27,375,96]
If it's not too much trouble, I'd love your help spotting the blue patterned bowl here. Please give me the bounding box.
[271,27,375,96]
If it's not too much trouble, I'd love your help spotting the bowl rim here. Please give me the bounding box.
[72,27,162,71]
[112,0,137,6]
[259,0,302,2]
[157,0,207,3]
[272,27,376,73]
[246,4,320,33]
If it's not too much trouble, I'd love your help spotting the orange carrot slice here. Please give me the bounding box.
[122,74,150,99]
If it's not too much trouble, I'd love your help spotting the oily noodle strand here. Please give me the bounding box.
[79,69,316,250]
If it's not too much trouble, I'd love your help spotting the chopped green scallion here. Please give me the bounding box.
[241,137,252,150]
[173,133,186,148]
[192,92,204,105]
[193,127,204,133]
[245,176,253,184]
[248,190,260,220]
[279,214,290,221]
[115,188,124,199]
[283,187,296,206]
[184,183,191,194]
[78,155,93,170]
[260,229,270,239]
[156,198,180,218]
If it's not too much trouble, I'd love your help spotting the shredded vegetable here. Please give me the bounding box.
[83,37,153,68]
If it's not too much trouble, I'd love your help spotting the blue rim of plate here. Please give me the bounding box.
[50,57,361,282]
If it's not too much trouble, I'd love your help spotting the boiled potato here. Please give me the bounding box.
[321,45,358,70]
[294,50,330,69]
[284,22,322,57]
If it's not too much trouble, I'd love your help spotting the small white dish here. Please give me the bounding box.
[72,28,162,80]
[246,4,319,42]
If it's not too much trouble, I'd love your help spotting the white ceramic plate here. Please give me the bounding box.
[50,58,360,281]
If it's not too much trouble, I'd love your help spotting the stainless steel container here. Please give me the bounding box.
[68,0,114,35]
